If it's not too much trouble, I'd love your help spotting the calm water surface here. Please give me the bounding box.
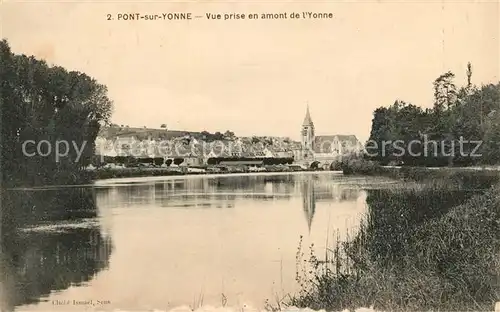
[3,172,396,311]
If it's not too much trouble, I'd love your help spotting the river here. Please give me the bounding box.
[2,172,397,311]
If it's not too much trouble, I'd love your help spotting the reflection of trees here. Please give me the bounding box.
[1,189,113,311]
[2,188,99,229]
[1,227,112,311]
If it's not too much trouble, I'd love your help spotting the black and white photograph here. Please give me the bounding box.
[1,1,499,311]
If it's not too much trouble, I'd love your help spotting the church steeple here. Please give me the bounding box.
[301,104,315,153]
[303,104,313,126]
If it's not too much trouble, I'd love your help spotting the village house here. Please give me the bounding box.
[94,122,303,167]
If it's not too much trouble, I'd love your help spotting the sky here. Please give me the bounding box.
[2,0,499,142]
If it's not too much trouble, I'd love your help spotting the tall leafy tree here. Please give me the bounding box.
[366,65,499,166]
[0,39,113,186]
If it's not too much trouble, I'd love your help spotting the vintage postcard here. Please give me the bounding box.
[1,0,499,311]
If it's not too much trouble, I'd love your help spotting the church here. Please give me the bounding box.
[293,105,364,167]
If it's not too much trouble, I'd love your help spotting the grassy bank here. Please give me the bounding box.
[381,165,500,183]
[286,176,500,311]
[342,157,500,189]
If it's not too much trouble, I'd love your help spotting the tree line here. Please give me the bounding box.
[367,63,500,167]
[92,155,294,167]
[0,40,113,186]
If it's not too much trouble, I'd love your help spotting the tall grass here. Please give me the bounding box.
[342,159,500,189]
[382,166,500,188]
[286,182,500,311]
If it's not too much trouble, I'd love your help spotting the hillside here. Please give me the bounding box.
[98,126,202,140]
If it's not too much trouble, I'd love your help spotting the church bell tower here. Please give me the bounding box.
[301,104,315,154]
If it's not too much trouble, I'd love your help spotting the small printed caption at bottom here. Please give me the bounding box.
[52,299,111,307]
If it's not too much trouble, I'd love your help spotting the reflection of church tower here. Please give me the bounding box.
[301,177,316,232]
[301,105,315,158]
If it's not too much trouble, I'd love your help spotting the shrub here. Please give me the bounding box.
[329,161,343,171]
[341,156,382,175]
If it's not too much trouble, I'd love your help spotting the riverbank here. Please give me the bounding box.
[86,166,323,181]
[285,165,500,312]
[341,157,500,189]
[93,170,343,186]
[3,168,341,190]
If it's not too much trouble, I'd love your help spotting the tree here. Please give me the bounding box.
[466,62,472,89]
[431,72,459,166]
[223,130,235,140]
[213,131,224,141]
[433,71,458,112]
[160,124,167,128]
[173,158,184,165]
[153,157,163,166]
[201,130,213,142]
[310,161,320,170]
[366,65,499,166]
[480,95,500,164]
[0,39,113,186]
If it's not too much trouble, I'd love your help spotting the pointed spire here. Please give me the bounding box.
[303,104,313,126]
[302,178,316,233]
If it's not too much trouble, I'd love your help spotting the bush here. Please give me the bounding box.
[329,161,343,171]
[173,158,184,165]
[341,156,382,175]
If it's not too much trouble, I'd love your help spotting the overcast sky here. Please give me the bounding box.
[2,0,499,141]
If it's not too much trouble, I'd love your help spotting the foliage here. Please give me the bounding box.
[309,161,320,169]
[340,155,382,175]
[223,130,235,140]
[482,110,500,164]
[173,158,184,165]
[0,39,113,186]
[1,189,112,310]
[329,161,343,171]
[366,65,500,166]
[206,157,294,166]
[200,130,229,142]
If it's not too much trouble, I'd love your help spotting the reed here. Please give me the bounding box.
[286,182,500,311]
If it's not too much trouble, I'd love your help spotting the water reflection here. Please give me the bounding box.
[301,175,316,232]
[3,172,379,310]
[97,174,363,232]
[97,175,298,209]
[300,175,361,231]
[1,189,113,312]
